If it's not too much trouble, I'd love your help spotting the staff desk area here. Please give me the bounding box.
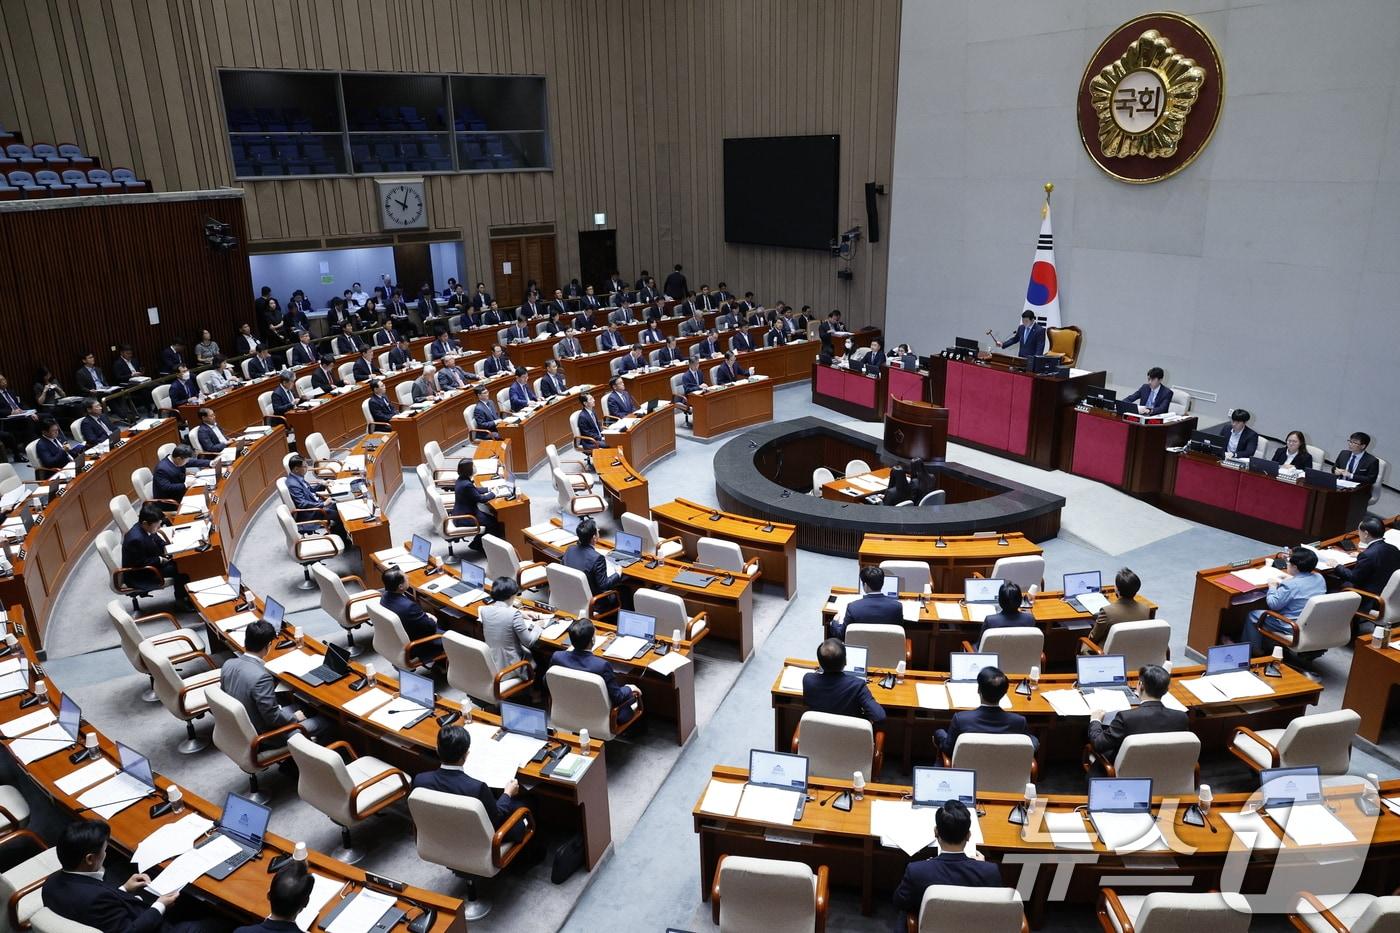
[857,532,1044,593]
[1060,405,1198,495]
[652,498,798,598]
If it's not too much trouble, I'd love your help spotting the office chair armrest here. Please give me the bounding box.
[349,768,409,820]
[686,611,709,643]
[711,854,728,921]
[1078,636,1105,655]
[290,505,330,520]
[1258,610,1300,646]
[813,864,830,933]
[264,415,287,427]
[0,829,45,854]
[323,740,357,762]
[1231,726,1281,767]
[468,426,494,440]
[516,561,549,583]
[1100,888,1135,933]
[1346,587,1385,619]
[368,420,393,431]
[443,512,479,533]
[742,558,762,578]
[494,658,534,693]
[176,667,221,710]
[1082,742,1098,774]
[117,564,166,591]
[133,610,184,632]
[293,534,338,561]
[492,806,534,869]
[790,724,801,754]
[8,869,50,931]
[872,732,885,781]
[251,721,305,758]
[611,689,643,734]
[1296,893,1350,933]
[589,591,620,624]
[0,804,23,832]
[403,634,447,667]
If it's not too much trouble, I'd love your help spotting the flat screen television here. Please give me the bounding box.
[723,135,840,250]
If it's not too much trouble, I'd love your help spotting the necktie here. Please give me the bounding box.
[1148,387,1157,406]
[1349,453,1359,474]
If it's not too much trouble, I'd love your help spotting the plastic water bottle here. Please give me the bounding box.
[579,728,590,757]
[672,628,683,649]
[167,785,184,814]
[1365,773,1381,811]
[462,701,474,724]
[852,771,865,802]
[895,661,906,685]
[1024,782,1037,816]
[362,663,376,683]
[291,841,308,862]
[1198,783,1212,818]
[1373,624,1387,648]
[1028,665,1040,693]
[32,680,47,701]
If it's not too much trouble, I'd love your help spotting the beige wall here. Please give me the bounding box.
[1,0,899,325]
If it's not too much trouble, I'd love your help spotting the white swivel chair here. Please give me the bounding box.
[0,463,20,497]
[131,466,179,509]
[1291,894,1400,933]
[0,784,30,837]
[423,440,464,487]
[294,375,318,400]
[482,534,548,591]
[1230,708,1360,777]
[914,886,1027,933]
[791,711,882,781]
[844,458,871,477]
[1099,890,1251,933]
[368,601,445,672]
[711,855,829,933]
[810,467,834,496]
[23,440,45,478]
[850,347,870,363]
[395,383,416,407]
[879,560,931,593]
[1167,389,1192,415]
[1082,619,1171,670]
[546,665,642,740]
[1350,568,1400,637]
[407,787,535,921]
[844,624,909,669]
[0,840,64,932]
[337,361,356,385]
[287,733,409,864]
[362,398,387,431]
[151,384,174,416]
[443,631,534,708]
[464,405,495,442]
[109,494,139,535]
[29,906,101,933]
[417,464,477,562]
[1255,591,1361,660]
[973,628,1045,675]
[206,684,302,804]
[138,639,221,754]
[311,563,379,656]
[621,512,683,560]
[1370,457,1390,507]
[97,529,173,611]
[67,417,85,444]
[107,599,202,702]
[196,370,222,394]
[634,588,708,645]
[547,443,592,490]
[989,555,1044,592]
[1102,733,1201,796]
[241,358,257,380]
[949,734,1037,793]
[303,432,340,471]
[545,563,618,622]
[553,467,605,518]
[275,504,344,589]
[257,391,280,425]
[697,537,761,580]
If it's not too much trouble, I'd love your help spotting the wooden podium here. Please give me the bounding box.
[881,396,947,464]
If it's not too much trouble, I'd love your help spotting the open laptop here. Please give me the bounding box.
[1076,655,1138,702]
[298,641,352,687]
[610,531,644,568]
[881,574,900,597]
[1062,571,1108,614]
[844,644,869,678]
[410,534,433,564]
[947,652,997,708]
[1206,643,1251,676]
[748,749,809,821]
[913,766,976,809]
[227,562,243,598]
[1087,777,1155,850]
[261,596,285,629]
[203,792,272,880]
[500,700,549,740]
[391,668,437,730]
[963,578,1003,606]
[605,610,656,660]
[1259,765,1324,809]
[112,741,156,797]
[58,694,81,742]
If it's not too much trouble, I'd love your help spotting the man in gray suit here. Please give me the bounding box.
[411,364,439,402]
[221,620,329,744]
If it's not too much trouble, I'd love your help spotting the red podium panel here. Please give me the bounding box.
[1070,410,1130,486]
[1173,455,1241,511]
[1236,471,1309,530]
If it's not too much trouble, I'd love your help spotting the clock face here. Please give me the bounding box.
[381,183,426,228]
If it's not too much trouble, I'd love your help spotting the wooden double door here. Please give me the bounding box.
[490,233,557,307]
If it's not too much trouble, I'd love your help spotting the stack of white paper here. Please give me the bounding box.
[367,698,430,731]
[178,495,206,515]
[450,588,489,609]
[472,457,500,475]
[342,688,393,718]
[266,651,322,678]
[1044,811,1095,850]
[77,771,153,819]
[934,602,964,621]
[1161,693,1188,712]
[54,758,117,795]
[296,874,343,931]
[699,780,743,817]
[337,499,374,522]
[649,652,690,676]
[9,723,74,764]
[2,708,56,738]
[132,812,215,871]
[343,455,366,473]
[965,604,994,623]
[541,617,572,641]
[145,836,242,896]
[778,666,808,694]
[1091,811,1167,853]
[1041,689,1091,717]
[871,799,939,855]
[915,683,950,710]
[373,548,426,572]
[192,583,238,608]
[735,784,801,826]
[326,888,397,933]
[527,524,577,549]
[1234,566,1285,587]
[901,599,923,622]
[1267,804,1357,847]
[1082,689,1133,713]
[1205,670,1274,699]
[1076,592,1111,615]
[1221,810,1279,849]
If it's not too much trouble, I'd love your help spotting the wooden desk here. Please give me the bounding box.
[928,357,1107,471]
[2,611,465,930]
[466,440,531,555]
[822,467,892,502]
[652,498,798,598]
[600,403,677,470]
[177,372,285,432]
[0,419,179,649]
[812,362,885,420]
[1345,638,1400,743]
[689,378,775,439]
[1162,450,1371,545]
[339,432,401,580]
[1060,406,1196,495]
[387,375,511,468]
[525,520,757,659]
[771,656,1321,771]
[820,586,1157,672]
[857,532,1044,592]
[282,367,417,455]
[734,334,820,385]
[693,765,1400,924]
[591,448,650,519]
[497,389,605,475]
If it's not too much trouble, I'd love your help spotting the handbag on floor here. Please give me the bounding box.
[550,833,585,883]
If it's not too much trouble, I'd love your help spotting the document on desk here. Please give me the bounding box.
[1161,692,1187,712]
[336,499,374,522]
[698,780,744,817]
[132,812,215,872]
[965,604,994,623]
[341,687,393,719]
[266,650,322,678]
[901,599,923,622]
[1082,689,1133,714]
[870,799,939,856]
[2,707,56,738]
[915,683,950,710]
[164,521,209,553]
[1076,592,1111,615]
[77,770,154,819]
[1180,677,1228,704]
[192,583,238,608]
[145,835,241,896]
[1221,810,1280,849]
[736,784,800,827]
[934,601,965,621]
[1041,689,1091,717]
[178,495,206,515]
[325,888,398,933]
[1204,670,1274,700]
[463,722,542,787]
[947,682,986,709]
[368,698,429,731]
[1044,811,1095,850]
[1091,812,1167,853]
[778,666,809,694]
[372,547,426,572]
[0,657,23,678]
[343,455,366,473]
[648,652,690,676]
[10,723,74,764]
[1234,566,1286,587]
[55,758,117,795]
[1305,546,1356,568]
[1267,804,1356,847]
[0,670,28,700]
[296,874,343,931]
[1383,797,1400,818]
[449,588,490,609]
[472,457,500,475]
[541,617,572,641]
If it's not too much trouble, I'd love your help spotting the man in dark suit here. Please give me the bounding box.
[195,407,230,454]
[350,346,376,383]
[233,324,261,357]
[34,417,75,477]
[270,372,299,418]
[168,365,201,408]
[663,264,687,300]
[575,287,602,327]
[575,394,607,451]
[153,444,208,507]
[366,379,397,429]
[1087,664,1188,762]
[729,328,756,354]
[411,725,530,841]
[471,385,502,439]
[609,302,636,325]
[616,347,647,375]
[563,517,621,590]
[835,566,904,639]
[285,455,342,536]
[1335,517,1400,615]
[122,504,192,607]
[425,329,458,362]
[677,358,706,404]
[605,376,638,419]
[1217,409,1259,458]
[436,356,471,392]
[696,285,717,312]
[79,398,118,444]
[935,666,1033,756]
[333,321,365,357]
[508,366,538,411]
[765,319,788,347]
[384,336,413,371]
[246,346,276,379]
[371,321,400,348]
[1335,431,1381,485]
[483,345,514,377]
[995,310,1047,359]
[597,323,625,352]
[672,292,698,320]
[539,360,569,398]
[978,581,1036,641]
[76,351,114,395]
[862,340,887,376]
[381,567,442,662]
[221,620,325,741]
[387,288,418,336]
[680,308,708,336]
[714,351,749,386]
[234,862,314,933]
[470,282,493,310]
[452,459,500,550]
[656,336,686,367]
[288,332,318,366]
[818,310,844,356]
[692,330,721,360]
[159,342,186,374]
[891,800,1001,931]
[309,355,341,395]
[548,289,570,319]
[801,637,886,723]
[552,618,641,723]
[1122,367,1174,416]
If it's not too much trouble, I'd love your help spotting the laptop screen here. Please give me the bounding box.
[561,513,582,533]
[323,642,351,676]
[58,694,81,741]
[1077,654,1127,687]
[950,652,997,682]
[1260,766,1323,808]
[502,700,549,739]
[116,741,154,789]
[614,532,642,557]
[913,767,976,808]
[459,561,485,589]
[226,562,241,592]
[1063,571,1102,598]
[882,575,900,597]
[1089,777,1152,813]
[1206,643,1251,676]
[219,792,271,846]
[616,610,655,639]
[749,749,808,793]
[262,597,284,628]
[398,668,434,709]
[844,644,869,675]
[964,578,1003,604]
[410,534,432,562]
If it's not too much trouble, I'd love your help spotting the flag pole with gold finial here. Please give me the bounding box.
[1042,181,1053,220]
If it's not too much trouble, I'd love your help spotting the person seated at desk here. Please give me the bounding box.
[1335,431,1380,485]
[350,345,376,383]
[538,359,569,399]
[695,284,718,312]
[333,321,365,357]
[231,323,260,358]
[712,303,741,333]
[609,302,637,325]
[381,567,443,663]
[834,565,903,639]
[383,335,413,371]
[540,310,567,338]
[410,365,439,403]
[168,364,201,408]
[692,329,721,360]
[206,355,240,392]
[818,310,846,356]
[553,617,641,723]
[574,288,601,329]
[436,355,471,392]
[1272,430,1313,471]
[246,345,276,379]
[605,375,638,419]
[616,346,648,375]
[153,444,209,508]
[282,300,310,337]
[673,292,698,320]
[637,320,664,345]
[563,517,624,604]
[1335,516,1400,617]
[802,637,886,722]
[371,320,400,348]
[32,367,65,410]
[714,351,751,386]
[502,318,532,344]
[575,392,607,451]
[891,799,1001,931]
[472,384,502,439]
[1087,568,1150,646]
[596,322,624,353]
[286,331,317,367]
[324,296,349,332]
[934,666,1032,757]
[729,327,756,354]
[366,379,397,428]
[222,620,329,744]
[551,329,583,359]
[78,398,118,444]
[427,328,459,361]
[124,504,192,609]
[309,354,341,395]
[861,339,887,376]
[388,288,418,337]
[655,335,685,366]
[1087,663,1187,761]
[270,372,299,417]
[34,417,77,476]
[412,724,531,843]
[286,454,343,536]
[1244,547,1326,655]
[680,308,709,336]
[159,341,186,375]
[453,458,501,552]
[483,344,514,377]
[76,351,114,395]
[764,319,788,347]
[235,862,315,933]
[479,576,541,671]
[1122,366,1173,415]
[989,309,1046,359]
[979,581,1036,640]
[195,406,230,454]
[0,375,37,458]
[113,344,146,383]
[508,366,538,411]
[1218,409,1259,458]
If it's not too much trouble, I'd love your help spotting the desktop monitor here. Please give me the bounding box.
[1063,571,1102,598]
[953,337,980,352]
[963,578,1004,604]
[459,562,485,588]
[844,644,869,677]
[912,767,976,808]
[1088,777,1152,813]
[1190,431,1225,456]
[398,668,435,709]
[617,610,656,640]
[1084,386,1117,405]
[501,700,549,739]
[116,741,154,788]
[1206,643,1251,676]
[1077,655,1128,687]
[1030,355,1060,375]
[58,694,81,741]
[614,532,643,557]
[219,792,271,846]
[748,749,809,793]
[410,534,433,563]
[949,652,998,682]
[262,597,285,628]
[1259,766,1323,809]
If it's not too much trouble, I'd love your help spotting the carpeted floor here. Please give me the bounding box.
[37,382,1400,931]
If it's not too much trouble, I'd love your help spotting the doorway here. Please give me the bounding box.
[578,229,617,294]
[392,243,433,295]
[489,233,557,307]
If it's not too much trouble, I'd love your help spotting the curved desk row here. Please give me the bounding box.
[652,498,797,599]
[856,531,1042,594]
[591,449,649,519]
